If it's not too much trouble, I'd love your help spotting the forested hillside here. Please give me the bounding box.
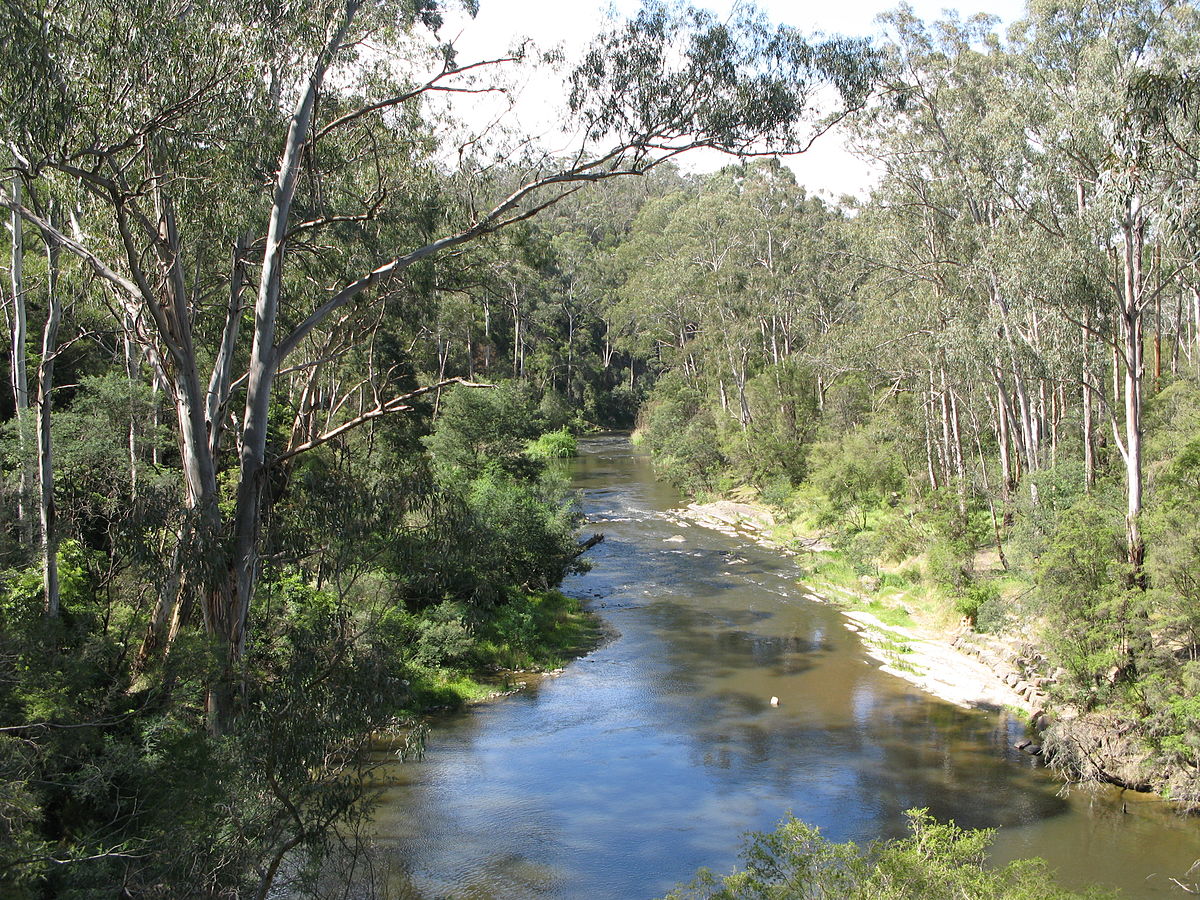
[2,0,1199,895]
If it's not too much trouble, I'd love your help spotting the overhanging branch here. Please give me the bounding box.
[271,376,494,466]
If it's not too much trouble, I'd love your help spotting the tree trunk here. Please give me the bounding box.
[923,387,940,491]
[9,178,32,544]
[1120,215,1145,575]
[217,4,360,734]
[1082,317,1096,491]
[37,224,61,616]
[996,384,1014,503]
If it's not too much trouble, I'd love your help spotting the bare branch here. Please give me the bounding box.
[272,377,494,466]
[313,55,521,143]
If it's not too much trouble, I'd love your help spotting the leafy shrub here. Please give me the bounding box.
[878,509,925,563]
[526,427,578,460]
[923,503,977,590]
[1035,498,1133,701]
[807,421,905,532]
[637,375,728,493]
[424,382,543,478]
[663,809,1111,899]
[412,602,475,669]
[955,581,1000,630]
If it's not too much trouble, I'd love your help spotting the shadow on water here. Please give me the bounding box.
[359,436,1200,900]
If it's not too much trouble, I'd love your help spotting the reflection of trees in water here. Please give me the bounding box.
[571,438,1069,848]
[632,592,1067,841]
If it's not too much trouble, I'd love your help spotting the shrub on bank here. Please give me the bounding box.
[663,809,1113,900]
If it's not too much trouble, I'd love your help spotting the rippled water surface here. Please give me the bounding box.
[366,436,1200,899]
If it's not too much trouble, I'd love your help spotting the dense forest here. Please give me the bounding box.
[2,0,1199,895]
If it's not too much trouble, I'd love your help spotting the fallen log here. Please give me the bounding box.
[573,533,605,559]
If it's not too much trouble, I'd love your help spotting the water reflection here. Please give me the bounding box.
[364,436,1200,899]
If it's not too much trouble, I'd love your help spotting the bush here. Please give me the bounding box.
[955,581,1000,630]
[412,602,475,669]
[424,382,543,478]
[526,427,578,460]
[663,809,1111,899]
[1035,498,1134,701]
[923,503,977,590]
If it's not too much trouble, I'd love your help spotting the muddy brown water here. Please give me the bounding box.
[365,436,1200,898]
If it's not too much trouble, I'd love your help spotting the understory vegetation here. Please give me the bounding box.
[664,810,1114,900]
[0,382,598,896]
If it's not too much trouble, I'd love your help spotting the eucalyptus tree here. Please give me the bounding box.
[1009,0,1200,572]
[6,176,31,543]
[850,11,1045,511]
[0,0,880,731]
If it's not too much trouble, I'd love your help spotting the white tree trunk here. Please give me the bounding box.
[9,178,31,543]
[37,227,61,616]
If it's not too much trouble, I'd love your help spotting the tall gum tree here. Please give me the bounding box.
[1011,0,1200,573]
[0,0,880,732]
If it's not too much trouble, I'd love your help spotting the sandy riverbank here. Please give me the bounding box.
[671,500,1033,713]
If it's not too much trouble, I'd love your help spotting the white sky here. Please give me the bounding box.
[434,0,1028,198]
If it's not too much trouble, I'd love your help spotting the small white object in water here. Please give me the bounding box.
[770,696,780,707]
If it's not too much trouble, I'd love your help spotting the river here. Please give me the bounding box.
[366,435,1200,898]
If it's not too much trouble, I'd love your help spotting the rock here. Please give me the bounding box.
[770,696,780,707]
[1015,738,1032,750]
[1026,743,1043,756]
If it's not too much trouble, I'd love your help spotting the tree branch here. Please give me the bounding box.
[271,376,494,466]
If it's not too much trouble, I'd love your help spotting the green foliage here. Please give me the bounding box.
[923,504,978,591]
[955,581,1000,630]
[663,809,1112,899]
[526,427,579,460]
[409,601,476,670]
[584,383,642,428]
[425,383,545,478]
[464,468,583,592]
[1035,498,1137,702]
[808,422,905,532]
[571,4,879,155]
[637,374,728,493]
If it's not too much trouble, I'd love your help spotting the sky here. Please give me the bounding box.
[432,0,1029,198]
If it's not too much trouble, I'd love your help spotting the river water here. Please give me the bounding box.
[367,436,1200,898]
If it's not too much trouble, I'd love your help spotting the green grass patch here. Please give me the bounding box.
[403,669,495,711]
[855,599,914,628]
[476,589,604,672]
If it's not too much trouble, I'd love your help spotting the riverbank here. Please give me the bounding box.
[395,589,611,716]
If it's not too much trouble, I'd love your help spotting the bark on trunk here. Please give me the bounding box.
[9,178,32,543]
[216,2,361,734]
[1120,215,1145,575]
[37,227,61,616]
